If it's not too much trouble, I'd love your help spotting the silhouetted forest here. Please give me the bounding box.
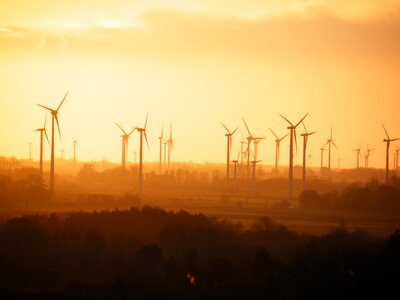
[0,206,399,299]
[300,178,400,213]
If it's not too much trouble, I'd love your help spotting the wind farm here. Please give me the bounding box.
[1,1,400,298]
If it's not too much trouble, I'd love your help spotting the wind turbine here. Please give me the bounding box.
[239,137,247,168]
[115,123,135,168]
[320,143,327,177]
[167,124,174,173]
[325,127,338,180]
[37,92,68,195]
[353,145,361,169]
[395,147,399,172]
[136,114,149,194]
[242,118,254,180]
[28,142,32,160]
[280,113,308,200]
[163,139,167,170]
[158,125,164,175]
[382,125,399,184]
[300,121,315,190]
[395,146,399,172]
[250,150,262,196]
[364,146,375,168]
[73,138,79,166]
[221,123,238,181]
[60,148,65,160]
[34,112,49,176]
[252,137,265,161]
[242,119,264,180]
[269,128,289,174]
[231,151,241,193]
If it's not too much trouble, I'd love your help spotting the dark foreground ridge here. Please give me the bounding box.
[0,206,399,299]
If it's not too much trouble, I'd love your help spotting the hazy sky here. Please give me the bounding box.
[1,1,400,168]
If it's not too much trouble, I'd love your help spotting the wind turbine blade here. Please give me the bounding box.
[144,113,148,129]
[279,114,293,126]
[294,128,298,154]
[242,118,252,136]
[125,138,128,154]
[43,111,47,128]
[170,124,172,140]
[144,131,149,150]
[229,136,232,155]
[330,126,333,140]
[37,104,53,112]
[269,128,278,139]
[128,127,136,136]
[221,122,230,133]
[295,113,309,128]
[332,140,338,149]
[55,114,61,140]
[301,120,307,133]
[308,131,316,136]
[161,124,164,138]
[44,129,50,145]
[382,124,390,139]
[280,133,289,141]
[56,92,68,112]
[231,127,238,135]
[115,123,127,135]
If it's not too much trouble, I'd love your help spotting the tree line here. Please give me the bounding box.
[0,206,399,298]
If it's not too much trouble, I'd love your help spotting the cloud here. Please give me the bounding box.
[0,27,13,33]
[32,32,69,56]
[1,7,400,64]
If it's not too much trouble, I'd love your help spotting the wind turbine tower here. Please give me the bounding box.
[320,143,326,177]
[382,125,399,184]
[250,152,262,196]
[163,140,167,170]
[158,126,163,175]
[280,113,308,200]
[28,142,32,160]
[242,118,255,180]
[364,147,375,168]
[353,146,361,169]
[221,123,238,181]
[167,124,174,173]
[239,138,247,168]
[115,123,135,168]
[231,151,240,193]
[37,92,68,196]
[269,128,289,174]
[73,138,79,166]
[34,113,49,176]
[325,127,338,180]
[136,114,149,194]
[300,121,315,190]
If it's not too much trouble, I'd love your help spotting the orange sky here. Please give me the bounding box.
[1,1,400,168]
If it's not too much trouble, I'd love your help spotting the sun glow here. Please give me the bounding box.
[0,1,399,168]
